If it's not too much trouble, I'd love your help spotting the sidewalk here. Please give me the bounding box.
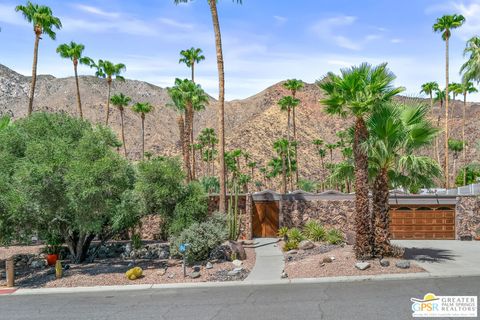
[245,238,285,282]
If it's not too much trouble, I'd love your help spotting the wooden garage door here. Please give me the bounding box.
[390,205,455,240]
[252,201,279,238]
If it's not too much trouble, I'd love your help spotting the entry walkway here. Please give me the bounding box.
[245,238,285,282]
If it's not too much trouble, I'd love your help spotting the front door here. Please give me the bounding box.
[252,201,279,237]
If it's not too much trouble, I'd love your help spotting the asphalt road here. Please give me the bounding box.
[1,277,478,320]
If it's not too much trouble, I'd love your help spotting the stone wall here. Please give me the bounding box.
[456,196,480,238]
[280,199,356,238]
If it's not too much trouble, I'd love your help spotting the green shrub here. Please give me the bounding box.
[303,220,325,241]
[297,179,318,192]
[131,234,142,250]
[170,213,228,264]
[283,239,299,251]
[200,176,220,194]
[278,226,289,239]
[287,228,304,243]
[326,229,344,245]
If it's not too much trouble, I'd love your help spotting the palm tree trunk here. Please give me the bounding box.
[320,157,325,191]
[209,0,227,213]
[120,109,127,157]
[28,32,41,116]
[292,104,299,186]
[372,168,393,257]
[286,108,293,191]
[141,115,145,161]
[436,114,441,165]
[105,79,112,125]
[353,116,372,259]
[463,93,467,186]
[73,60,83,119]
[444,38,450,188]
[184,104,193,182]
[177,114,185,159]
[190,111,196,180]
[281,155,287,194]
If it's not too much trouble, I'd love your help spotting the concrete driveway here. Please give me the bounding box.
[393,240,480,277]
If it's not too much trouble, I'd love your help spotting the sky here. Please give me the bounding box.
[1,0,480,101]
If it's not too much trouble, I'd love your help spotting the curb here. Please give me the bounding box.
[3,271,480,296]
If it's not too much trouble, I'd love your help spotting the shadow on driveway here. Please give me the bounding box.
[403,247,457,263]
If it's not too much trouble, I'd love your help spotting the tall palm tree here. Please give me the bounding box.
[318,63,404,258]
[326,143,337,162]
[420,82,439,109]
[90,60,126,125]
[174,0,243,214]
[278,95,300,191]
[367,102,439,256]
[56,42,92,119]
[284,79,304,184]
[16,1,62,116]
[110,93,131,157]
[448,139,464,185]
[131,102,153,160]
[433,14,465,188]
[273,139,290,194]
[449,82,462,119]
[460,36,480,83]
[168,78,209,181]
[459,81,477,185]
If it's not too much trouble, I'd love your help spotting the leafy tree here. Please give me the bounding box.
[90,59,126,125]
[110,93,131,157]
[174,0,243,215]
[16,1,62,115]
[56,41,92,118]
[456,163,480,186]
[318,62,404,258]
[0,113,140,262]
[433,13,465,188]
[131,102,153,160]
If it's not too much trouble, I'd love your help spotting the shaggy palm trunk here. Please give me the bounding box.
[184,103,193,181]
[209,0,227,213]
[444,37,450,188]
[177,114,185,163]
[372,168,393,257]
[353,117,372,259]
[190,110,196,180]
[105,78,112,125]
[141,114,145,161]
[120,108,127,157]
[73,60,83,118]
[320,157,325,191]
[463,93,467,186]
[28,29,41,116]
[286,108,293,192]
[436,114,441,165]
[292,104,299,186]
[281,154,287,194]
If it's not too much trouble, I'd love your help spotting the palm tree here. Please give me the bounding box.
[449,82,462,119]
[174,0,243,214]
[460,36,480,83]
[278,95,300,190]
[433,14,465,188]
[459,82,477,185]
[168,78,209,181]
[56,42,92,118]
[284,79,304,184]
[420,82,440,109]
[367,102,439,256]
[326,143,337,162]
[273,139,289,193]
[448,139,464,185]
[179,47,205,83]
[247,161,257,178]
[110,93,131,157]
[318,63,404,258]
[16,1,62,116]
[131,102,153,160]
[90,60,126,125]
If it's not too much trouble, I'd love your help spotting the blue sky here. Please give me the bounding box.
[1,0,480,100]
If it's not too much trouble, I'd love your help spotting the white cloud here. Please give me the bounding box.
[426,1,480,40]
[273,15,288,25]
[60,17,157,36]
[0,3,28,26]
[158,17,194,30]
[73,4,120,18]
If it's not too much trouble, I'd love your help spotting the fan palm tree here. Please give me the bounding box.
[459,82,478,185]
[318,62,404,258]
[273,138,290,194]
[16,1,62,116]
[433,14,465,188]
[366,102,439,256]
[247,161,257,178]
[168,78,209,181]
[110,93,131,157]
[284,79,304,184]
[131,102,153,160]
[449,82,462,119]
[420,82,439,110]
[90,60,126,125]
[278,95,300,190]
[448,139,464,185]
[326,143,337,162]
[56,42,92,118]
[174,0,242,214]
[460,36,480,83]
[179,47,205,83]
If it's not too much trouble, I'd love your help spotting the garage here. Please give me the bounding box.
[389,205,456,240]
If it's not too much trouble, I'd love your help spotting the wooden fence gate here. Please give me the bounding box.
[252,201,279,238]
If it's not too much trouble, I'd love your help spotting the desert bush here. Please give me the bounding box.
[287,227,304,243]
[170,213,228,264]
[297,179,317,192]
[325,229,344,245]
[283,239,299,251]
[303,220,326,242]
[277,226,289,239]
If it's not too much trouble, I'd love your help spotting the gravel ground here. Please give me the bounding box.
[0,247,255,288]
[0,245,43,260]
[284,244,425,279]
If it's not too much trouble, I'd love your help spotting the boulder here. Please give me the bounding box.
[192,265,201,272]
[298,240,314,250]
[286,250,298,255]
[30,260,45,269]
[322,257,333,263]
[379,259,390,267]
[355,262,371,270]
[395,260,410,269]
[232,259,243,268]
[189,271,201,279]
[157,268,166,276]
[224,241,247,260]
[206,262,213,269]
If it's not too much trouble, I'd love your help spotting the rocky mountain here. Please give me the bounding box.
[1,63,479,186]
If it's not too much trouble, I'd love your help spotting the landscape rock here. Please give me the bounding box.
[322,257,333,263]
[286,250,298,255]
[206,262,213,269]
[395,260,410,269]
[192,265,201,272]
[227,269,240,276]
[223,241,247,260]
[281,271,288,279]
[379,259,390,267]
[157,268,166,276]
[298,240,315,250]
[189,271,201,279]
[232,259,243,268]
[355,262,371,270]
[30,260,45,269]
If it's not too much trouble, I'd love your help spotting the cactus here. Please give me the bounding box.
[126,267,143,280]
[55,260,63,279]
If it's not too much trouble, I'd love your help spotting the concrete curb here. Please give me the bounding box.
[4,271,480,296]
